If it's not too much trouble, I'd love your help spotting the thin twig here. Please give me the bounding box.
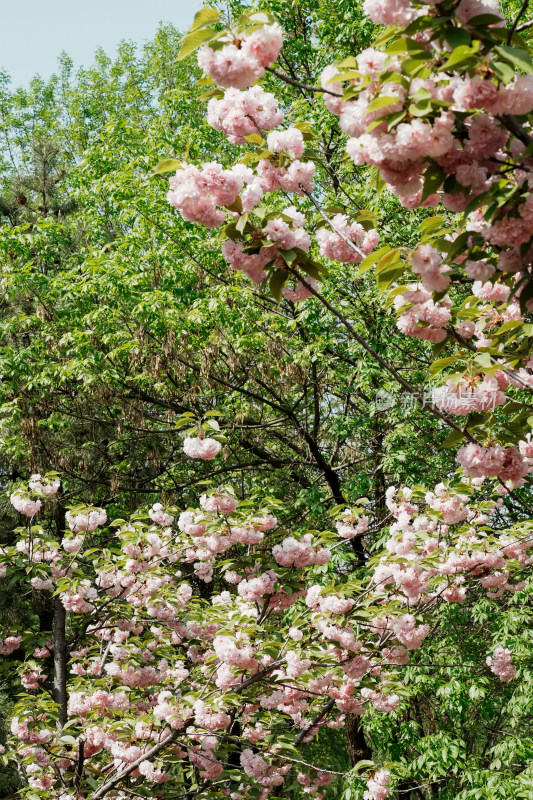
[508,0,530,42]
[266,66,341,97]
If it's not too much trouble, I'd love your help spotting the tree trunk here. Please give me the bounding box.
[53,595,68,728]
[54,499,68,729]
[345,713,372,765]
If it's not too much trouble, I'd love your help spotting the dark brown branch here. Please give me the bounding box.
[499,114,533,145]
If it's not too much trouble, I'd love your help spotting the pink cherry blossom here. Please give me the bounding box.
[486,646,516,681]
[183,436,221,460]
[148,503,174,527]
[266,127,305,158]
[10,493,42,517]
[197,24,283,89]
[200,491,238,515]
[207,86,284,144]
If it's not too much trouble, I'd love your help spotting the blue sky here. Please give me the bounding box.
[1,0,204,88]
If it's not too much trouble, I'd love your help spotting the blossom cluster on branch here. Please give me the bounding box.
[159,1,533,491]
[1,460,530,799]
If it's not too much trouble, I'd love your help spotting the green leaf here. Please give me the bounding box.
[464,190,489,216]
[366,96,403,112]
[299,260,326,280]
[386,110,407,128]
[178,28,219,61]
[495,319,523,335]
[150,158,181,176]
[442,428,465,448]
[442,42,480,71]
[375,249,401,275]
[428,356,460,378]
[408,100,432,117]
[188,7,219,32]
[236,213,249,234]
[356,209,379,229]
[491,60,516,83]
[376,263,405,293]
[467,13,506,26]
[269,269,287,302]
[494,45,533,74]
[474,352,493,369]
[244,133,264,144]
[356,245,392,277]
[386,37,428,55]
[421,164,445,202]
[417,215,445,235]
[351,759,375,773]
[445,28,471,48]
[280,249,297,266]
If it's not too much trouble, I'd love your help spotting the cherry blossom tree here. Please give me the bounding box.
[3,1,533,798]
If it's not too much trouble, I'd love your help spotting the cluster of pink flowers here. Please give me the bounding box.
[222,240,272,284]
[264,214,311,252]
[68,690,130,717]
[213,635,258,669]
[345,113,455,197]
[391,614,430,650]
[394,285,451,343]
[424,484,469,525]
[335,509,369,539]
[237,570,276,602]
[310,0,533,404]
[148,503,174,526]
[193,699,231,731]
[363,0,417,25]
[361,687,400,713]
[6,452,533,800]
[255,156,316,196]
[306,585,354,615]
[457,443,530,482]
[282,277,318,303]
[10,492,42,517]
[60,580,98,613]
[137,760,169,784]
[221,206,318,300]
[207,86,284,144]
[0,635,21,655]
[240,749,286,787]
[272,535,331,568]
[297,770,333,795]
[410,246,450,294]
[200,490,238,515]
[316,214,380,264]
[66,508,107,533]
[62,535,83,554]
[486,647,516,682]
[20,666,46,691]
[183,436,221,460]
[266,127,305,158]
[198,24,283,89]
[28,474,60,495]
[11,715,54,745]
[364,770,391,800]
[167,162,253,228]
[452,73,533,116]
[190,737,223,780]
[433,375,506,416]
